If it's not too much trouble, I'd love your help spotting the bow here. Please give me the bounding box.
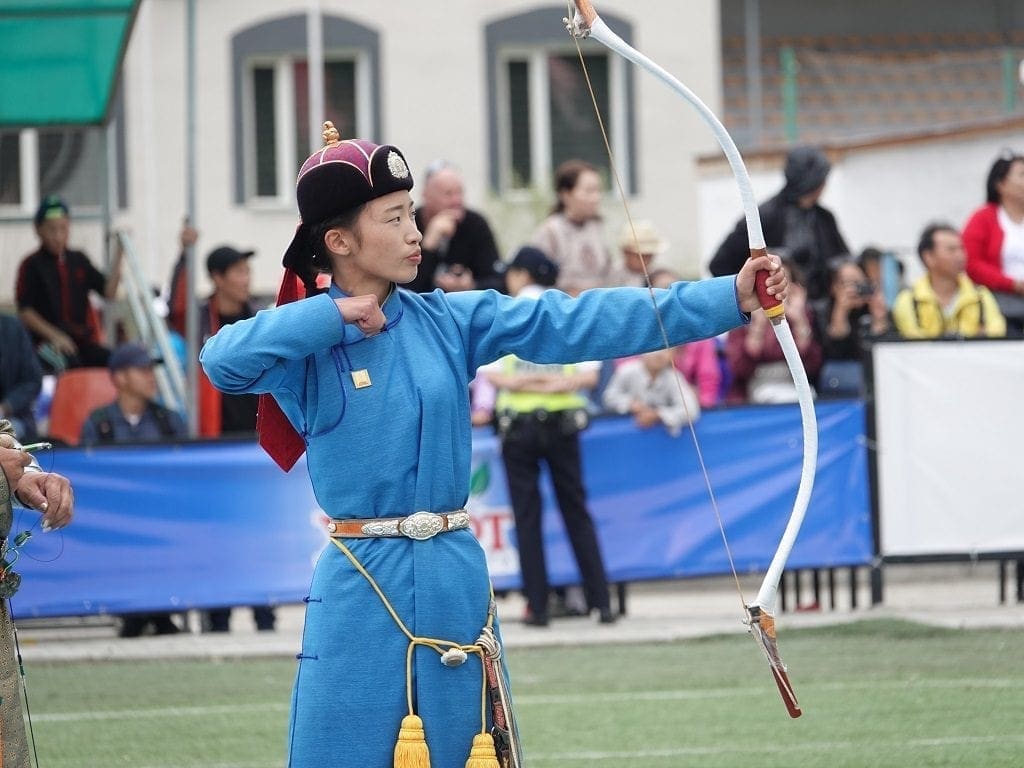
[568,0,817,718]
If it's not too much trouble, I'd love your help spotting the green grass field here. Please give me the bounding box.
[22,619,1024,767]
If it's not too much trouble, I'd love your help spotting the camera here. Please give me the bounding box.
[856,281,875,297]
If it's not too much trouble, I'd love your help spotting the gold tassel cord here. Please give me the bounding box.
[331,538,509,764]
[394,714,432,768]
[464,732,501,768]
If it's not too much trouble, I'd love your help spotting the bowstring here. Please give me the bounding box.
[568,12,748,615]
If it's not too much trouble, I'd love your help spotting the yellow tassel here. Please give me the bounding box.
[464,732,500,768]
[394,714,431,768]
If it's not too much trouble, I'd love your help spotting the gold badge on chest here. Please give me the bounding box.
[351,369,372,389]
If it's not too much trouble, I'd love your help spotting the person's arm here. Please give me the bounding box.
[450,254,784,375]
[655,370,700,434]
[963,207,1015,293]
[979,287,1007,338]
[890,289,927,339]
[200,293,370,428]
[601,366,639,415]
[690,341,722,408]
[0,320,43,418]
[463,212,503,291]
[102,246,125,301]
[707,217,751,277]
[17,307,76,355]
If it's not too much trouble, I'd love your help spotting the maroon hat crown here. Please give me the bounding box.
[282,124,414,271]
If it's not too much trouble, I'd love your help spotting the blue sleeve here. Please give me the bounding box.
[443,276,748,374]
[200,294,349,396]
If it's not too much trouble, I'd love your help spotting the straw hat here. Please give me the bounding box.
[618,220,669,255]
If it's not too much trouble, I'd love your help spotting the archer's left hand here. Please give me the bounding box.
[16,472,74,531]
[736,253,788,314]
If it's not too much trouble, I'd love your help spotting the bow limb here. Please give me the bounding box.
[571,1,817,718]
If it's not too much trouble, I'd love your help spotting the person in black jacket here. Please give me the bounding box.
[403,160,503,293]
[709,145,848,301]
[0,314,42,441]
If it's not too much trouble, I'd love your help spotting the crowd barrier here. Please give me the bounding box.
[12,402,872,618]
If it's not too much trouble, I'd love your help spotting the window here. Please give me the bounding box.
[232,15,380,204]
[0,127,116,214]
[486,8,636,193]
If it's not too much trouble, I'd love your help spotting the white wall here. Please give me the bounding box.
[98,0,720,303]
[696,125,1023,279]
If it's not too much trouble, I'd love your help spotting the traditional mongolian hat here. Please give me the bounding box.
[259,122,415,471]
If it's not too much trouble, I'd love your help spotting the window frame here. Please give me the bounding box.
[231,13,381,208]
[486,8,636,196]
[241,49,372,206]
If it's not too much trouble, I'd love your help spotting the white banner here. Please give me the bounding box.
[874,340,1024,557]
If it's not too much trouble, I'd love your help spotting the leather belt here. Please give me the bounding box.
[326,510,471,541]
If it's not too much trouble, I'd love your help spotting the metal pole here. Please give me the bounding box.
[100,119,113,343]
[307,0,325,150]
[743,0,763,147]
[780,46,799,144]
[184,0,199,436]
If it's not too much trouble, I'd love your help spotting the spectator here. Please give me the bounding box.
[892,224,1006,339]
[15,195,123,373]
[709,145,848,300]
[193,245,276,633]
[403,160,502,293]
[532,159,613,295]
[962,151,1024,334]
[0,314,43,441]
[480,246,615,626]
[80,342,187,637]
[197,246,260,439]
[0,420,74,765]
[613,219,669,287]
[857,246,904,309]
[813,257,890,398]
[639,268,724,408]
[725,260,822,404]
[166,219,200,337]
[602,348,700,436]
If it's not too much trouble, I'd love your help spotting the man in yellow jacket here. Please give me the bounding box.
[892,223,1006,339]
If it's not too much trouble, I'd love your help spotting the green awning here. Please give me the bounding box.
[0,0,140,127]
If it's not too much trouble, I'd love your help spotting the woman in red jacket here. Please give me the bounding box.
[962,152,1024,334]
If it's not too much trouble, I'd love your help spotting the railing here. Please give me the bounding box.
[113,230,187,415]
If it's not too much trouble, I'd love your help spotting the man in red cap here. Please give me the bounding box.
[201,122,788,768]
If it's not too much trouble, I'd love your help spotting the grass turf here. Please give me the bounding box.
[21,619,1024,767]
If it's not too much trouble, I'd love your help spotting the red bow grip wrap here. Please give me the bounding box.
[751,247,785,322]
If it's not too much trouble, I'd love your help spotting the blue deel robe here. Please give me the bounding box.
[200,277,747,767]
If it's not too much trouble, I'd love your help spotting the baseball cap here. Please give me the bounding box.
[109,342,162,372]
[508,246,559,287]
[34,195,70,226]
[206,246,255,276]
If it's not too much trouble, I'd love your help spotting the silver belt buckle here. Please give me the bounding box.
[398,511,445,540]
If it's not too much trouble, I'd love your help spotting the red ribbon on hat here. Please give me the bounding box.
[256,268,311,471]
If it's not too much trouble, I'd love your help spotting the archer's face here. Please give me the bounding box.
[344,191,423,287]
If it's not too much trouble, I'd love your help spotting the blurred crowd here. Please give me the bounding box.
[3,146,1020,631]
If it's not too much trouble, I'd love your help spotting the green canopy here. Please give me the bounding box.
[0,0,139,127]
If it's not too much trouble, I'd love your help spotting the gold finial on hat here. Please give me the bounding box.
[322,121,341,147]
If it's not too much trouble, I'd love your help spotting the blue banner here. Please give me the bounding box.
[13,401,871,617]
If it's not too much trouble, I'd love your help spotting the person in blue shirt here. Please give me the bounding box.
[80,342,185,446]
[81,341,187,638]
[200,122,787,768]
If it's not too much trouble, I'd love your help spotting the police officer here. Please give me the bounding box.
[482,247,615,627]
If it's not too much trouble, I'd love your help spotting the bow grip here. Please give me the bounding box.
[751,247,785,321]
